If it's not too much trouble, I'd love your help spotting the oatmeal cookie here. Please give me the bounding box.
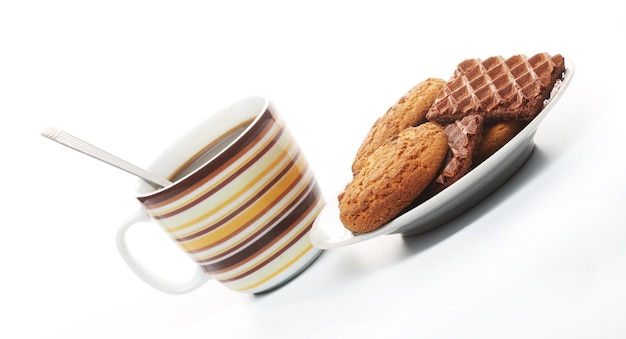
[339,122,448,233]
[352,78,445,174]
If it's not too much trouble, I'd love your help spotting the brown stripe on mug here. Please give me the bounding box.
[214,219,316,282]
[172,149,305,245]
[194,178,317,263]
[204,183,321,276]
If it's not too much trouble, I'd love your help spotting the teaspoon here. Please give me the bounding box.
[41,127,172,188]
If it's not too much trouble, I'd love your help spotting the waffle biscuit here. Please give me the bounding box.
[473,120,524,165]
[339,123,448,233]
[352,78,445,174]
[426,53,565,124]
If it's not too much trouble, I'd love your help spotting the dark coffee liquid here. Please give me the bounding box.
[169,119,254,182]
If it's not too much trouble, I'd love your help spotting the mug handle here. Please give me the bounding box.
[116,210,210,294]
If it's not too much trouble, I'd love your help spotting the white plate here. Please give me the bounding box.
[311,58,575,249]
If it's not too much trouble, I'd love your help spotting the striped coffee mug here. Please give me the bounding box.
[116,96,325,294]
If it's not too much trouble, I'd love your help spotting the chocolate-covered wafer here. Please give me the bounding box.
[426,53,565,124]
[424,114,484,197]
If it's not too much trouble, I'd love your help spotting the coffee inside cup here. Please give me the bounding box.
[167,118,255,183]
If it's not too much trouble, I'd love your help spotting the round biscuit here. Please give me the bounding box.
[473,120,524,165]
[339,122,448,233]
[351,78,446,174]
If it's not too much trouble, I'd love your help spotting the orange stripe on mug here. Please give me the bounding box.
[156,144,295,234]
[176,155,308,252]
[191,178,317,263]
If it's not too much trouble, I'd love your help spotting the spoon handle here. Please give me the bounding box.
[41,127,172,188]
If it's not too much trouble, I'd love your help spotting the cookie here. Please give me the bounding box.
[426,53,565,124]
[473,120,524,165]
[339,122,448,233]
[351,78,445,174]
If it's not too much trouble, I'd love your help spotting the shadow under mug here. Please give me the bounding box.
[116,96,325,294]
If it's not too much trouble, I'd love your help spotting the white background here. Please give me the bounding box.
[2,1,625,338]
